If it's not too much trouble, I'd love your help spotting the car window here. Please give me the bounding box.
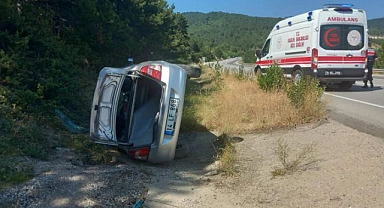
[320,25,364,50]
[261,39,271,57]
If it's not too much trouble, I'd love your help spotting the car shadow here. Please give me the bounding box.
[325,84,383,92]
[115,126,222,207]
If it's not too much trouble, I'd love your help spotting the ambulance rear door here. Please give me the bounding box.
[317,6,366,77]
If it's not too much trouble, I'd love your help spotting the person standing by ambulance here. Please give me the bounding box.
[363,42,379,88]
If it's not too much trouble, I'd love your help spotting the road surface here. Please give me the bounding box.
[325,77,384,138]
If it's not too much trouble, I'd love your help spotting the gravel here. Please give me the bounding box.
[0,147,150,208]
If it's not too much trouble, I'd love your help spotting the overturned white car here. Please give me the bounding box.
[90,61,187,163]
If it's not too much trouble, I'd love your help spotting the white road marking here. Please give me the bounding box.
[324,92,384,109]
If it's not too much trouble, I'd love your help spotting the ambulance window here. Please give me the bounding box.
[345,26,364,50]
[320,25,341,50]
[262,39,271,57]
[320,25,364,50]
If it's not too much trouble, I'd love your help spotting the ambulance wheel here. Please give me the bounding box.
[175,143,189,159]
[293,70,303,83]
[338,81,353,90]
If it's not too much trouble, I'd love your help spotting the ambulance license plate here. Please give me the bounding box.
[165,98,179,136]
[325,70,342,76]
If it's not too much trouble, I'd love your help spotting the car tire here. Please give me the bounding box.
[174,143,189,159]
[293,70,303,83]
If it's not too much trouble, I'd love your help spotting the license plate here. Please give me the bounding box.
[165,98,179,136]
[325,70,342,76]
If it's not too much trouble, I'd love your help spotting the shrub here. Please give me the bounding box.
[272,138,317,177]
[257,62,286,92]
[286,77,325,108]
[0,156,34,189]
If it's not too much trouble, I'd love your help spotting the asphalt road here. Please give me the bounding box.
[218,58,384,138]
[219,57,242,68]
[325,76,384,139]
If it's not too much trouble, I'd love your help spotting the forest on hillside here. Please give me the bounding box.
[0,0,191,117]
[183,12,281,63]
[368,17,384,36]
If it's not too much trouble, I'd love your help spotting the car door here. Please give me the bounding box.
[342,24,366,74]
[318,23,346,72]
[90,68,125,146]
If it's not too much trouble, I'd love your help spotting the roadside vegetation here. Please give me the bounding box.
[182,63,326,134]
[271,138,317,177]
[0,0,191,189]
[181,63,326,174]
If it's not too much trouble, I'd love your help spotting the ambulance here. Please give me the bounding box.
[255,4,368,90]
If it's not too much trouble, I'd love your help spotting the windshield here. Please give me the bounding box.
[320,25,364,50]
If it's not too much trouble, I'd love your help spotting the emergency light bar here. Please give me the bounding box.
[323,4,354,8]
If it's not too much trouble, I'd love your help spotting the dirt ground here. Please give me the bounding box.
[2,118,384,208]
[145,119,384,208]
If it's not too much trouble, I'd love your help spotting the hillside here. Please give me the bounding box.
[368,17,384,36]
[183,12,384,62]
[184,12,281,51]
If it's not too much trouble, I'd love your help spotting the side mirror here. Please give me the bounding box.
[255,50,261,59]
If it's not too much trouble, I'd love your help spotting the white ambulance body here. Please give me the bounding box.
[255,4,368,90]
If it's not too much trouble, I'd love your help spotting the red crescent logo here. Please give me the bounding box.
[324,28,338,47]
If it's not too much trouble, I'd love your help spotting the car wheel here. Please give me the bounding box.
[293,70,303,83]
[338,81,353,90]
[174,143,189,159]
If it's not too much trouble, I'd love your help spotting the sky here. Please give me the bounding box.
[166,0,384,20]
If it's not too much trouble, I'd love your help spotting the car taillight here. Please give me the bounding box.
[127,147,150,160]
[311,48,318,70]
[140,65,162,80]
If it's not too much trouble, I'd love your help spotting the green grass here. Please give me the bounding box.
[0,156,34,190]
[65,135,115,165]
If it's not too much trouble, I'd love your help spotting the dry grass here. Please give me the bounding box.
[271,138,317,177]
[182,66,326,176]
[213,134,237,175]
[194,73,326,134]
